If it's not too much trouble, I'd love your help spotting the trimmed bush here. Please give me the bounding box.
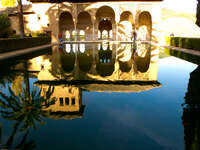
[166,37,200,51]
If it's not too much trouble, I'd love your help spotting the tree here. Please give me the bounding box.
[17,0,25,38]
[0,0,15,7]
[196,0,200,27]
[0,14,12,38]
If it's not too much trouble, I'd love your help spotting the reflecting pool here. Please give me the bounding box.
[0,43,199,150]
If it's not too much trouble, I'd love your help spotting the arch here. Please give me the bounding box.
[77,11,92,30]
[99,20,112,31]
[138,11,152,41]
[59,11,74,33]
[118,11,134,41]
[120,11,134,24]
[96,6,115,40]
[96,6,115,22]
[77,11,92,41]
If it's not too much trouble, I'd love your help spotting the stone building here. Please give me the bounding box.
[2,0,163,43]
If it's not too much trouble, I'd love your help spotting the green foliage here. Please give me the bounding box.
[0,14,12,38]
[166,37,200,51]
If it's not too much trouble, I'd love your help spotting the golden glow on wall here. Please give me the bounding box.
[26,14,41,31]
[118,21,132,41]
[137,25,148,41]
[26,3,50,31]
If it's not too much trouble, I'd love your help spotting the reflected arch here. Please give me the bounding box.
[61,53,75,73]
[78,53,93,73]
[97,47,114,77]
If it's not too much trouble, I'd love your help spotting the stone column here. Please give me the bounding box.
[116,23,118,41]
[91,15,96,41]
[93,23,95,41]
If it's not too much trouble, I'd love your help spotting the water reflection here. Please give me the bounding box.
[36,43,159,82]
[182,66,200,150]
[39,85,84,119]
[0,43,162,150]
[0,61,56,149]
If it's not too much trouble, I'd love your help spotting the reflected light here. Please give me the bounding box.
[102,43,108,50]
[80,44,85,53]
[98,43,101,50]
[65,44,71,53]
[73,44,76,53]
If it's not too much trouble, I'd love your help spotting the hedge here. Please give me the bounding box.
[166,37,200,51]
[164,48,200,64]
[0,36,51,53]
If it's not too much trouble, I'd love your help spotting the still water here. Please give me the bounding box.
[0,43,199,150]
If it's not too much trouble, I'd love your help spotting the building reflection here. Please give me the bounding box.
[182,66,200,150]
[35,42,159,82]
[40,85,85,120]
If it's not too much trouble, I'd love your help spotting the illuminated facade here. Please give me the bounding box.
[6,0,163,43]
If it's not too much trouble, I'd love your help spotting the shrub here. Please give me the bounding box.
[0,14,12,38]
[166,37,200,51]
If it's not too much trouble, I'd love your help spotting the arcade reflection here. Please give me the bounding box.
[36,42,159,82]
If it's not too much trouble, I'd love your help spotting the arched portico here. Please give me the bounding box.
[59,11,74,40]
[138,11,152,41]
[77,11,92,41]
[119,11,134,41]
[96,6,115,40]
